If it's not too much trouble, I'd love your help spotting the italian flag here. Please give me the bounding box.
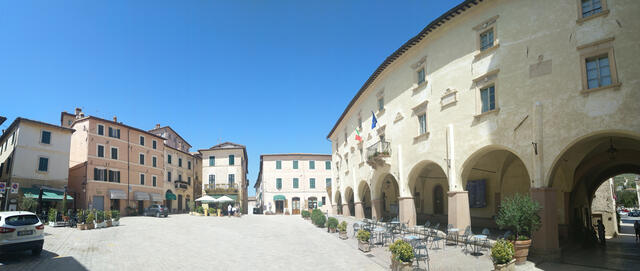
[355,128,362,142]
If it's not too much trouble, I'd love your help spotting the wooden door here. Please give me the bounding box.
[433,185,444,215]
[292,198,300,214]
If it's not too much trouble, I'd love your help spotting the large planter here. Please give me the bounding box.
[106,220,113,227]
[358,240,370,252]
[95,221,107,228]
[329,228,336,233]
[493,259,516,271]
[87,223,95,230]
[339,231,348,240]
[391,258,413,271]
[112,220,120,226]
[78,223,87,230]
[513,239,532,264]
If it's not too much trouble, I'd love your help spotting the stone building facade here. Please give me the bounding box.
[198,142,249,214]
[590,178,618,238]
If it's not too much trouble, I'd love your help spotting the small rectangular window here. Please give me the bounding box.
[188,176,191,185]
[293,160,298,169]
[152,140,157,149]
[111,147,118,160]
[418,113,427,135]
[417,68,426,85]
[209,156,215,166]
[276,160,282,169]
[378,97,384,111]
[276,178,282,190]
[480,29,494,51]
[153,176,157,187]
[139,154,145,165]
[97,145,104,158]
[178,158,182,167]
[38,157,48,172]
[585,55,611,89]
[293,178,299,189]
[309,161,315,169]
[140,174,145,185]
[322,196,326,205]
[310,178,316,189]
[168,154,172,164]
[326,178,331,187]
[152,156,157,167]
[325,161,331,170]
[98,125,104,136]
[228,174,235,186]
[209,174,215,185]
[188,161,191,169]
[229,155,235,165]
[480,85,496,113]
[41,131,51,144]
[139,136,144,146]
[168,171,172,182]
[581,0,603,17]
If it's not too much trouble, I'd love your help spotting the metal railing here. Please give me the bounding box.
[204,183,239,193]
[366,140,391,162]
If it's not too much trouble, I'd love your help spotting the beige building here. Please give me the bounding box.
[0,118,74,211]
[327,0,640,259]
[63,108,166,215]
[590,178,618,238]
[198,142,249,214]
[148,125,197,213]
[255,154,332,214]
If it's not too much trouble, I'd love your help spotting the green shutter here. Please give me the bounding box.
[229,155,235,165]
[276,178,282,190]
[209,156,215,166]
[276,160,281,169]
[293,160,298,169]
[309,161,315,169]
[310,178,315,189]
[326,161,331,170]
[293,178,299,189]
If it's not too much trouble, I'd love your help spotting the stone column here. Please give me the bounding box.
[399,197,416,226]
[448,191,470,231]
[371,199,383,220]
[354,202,364,219]
[530,188,560,261]
[342,204,351,217]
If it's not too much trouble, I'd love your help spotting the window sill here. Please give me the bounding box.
[580,82,621,95]
[413,132,430,143]
[412,81,428,92]
[474,108,501,118]
[576,10,610,25]
[474,44,500,60]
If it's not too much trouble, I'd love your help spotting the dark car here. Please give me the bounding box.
[630,210,640,217]
[143,204,169,217]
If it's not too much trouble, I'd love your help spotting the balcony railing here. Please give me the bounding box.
[175,180,189,189]
[366,140,391,167]
[204,183,239,194]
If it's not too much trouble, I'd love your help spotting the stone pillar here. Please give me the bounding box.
[448,191,470,231]
[372,199,383,220]
[354,202,364,219]
[342,204,351,217]
[399,197,416,226]
[530,188,560,261]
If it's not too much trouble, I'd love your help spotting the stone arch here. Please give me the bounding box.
[334,189,343,215]
[371,173,400,221]
[344,186,355,217]
[407,160,449,225]
[459,145,531,229]
[358,180,373,219]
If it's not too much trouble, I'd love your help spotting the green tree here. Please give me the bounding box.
[616,190,638,207]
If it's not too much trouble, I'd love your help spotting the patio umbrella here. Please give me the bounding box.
[216,196,234,203]
[195,195,217,202]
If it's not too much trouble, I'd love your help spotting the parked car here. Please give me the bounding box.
[253,207,263,214]
[629,210,640,217]
[143,205,169,217]
[0,211,45,256]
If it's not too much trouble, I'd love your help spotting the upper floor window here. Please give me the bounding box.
[578,37,618,93]
[108,127,121,139]
[309,161,315,169]
[188,160,191,169]
[152,176,157,187]
[417,68,426,85]
[97,124,104,136]
[377,97,384,111]
[178,158,182,167]
[581,0,603,18]
[97,145,105,158]
[139,154,145,165]
[209,156,215,166]
[140,174,145,185]
[228,174,235,185]
[111,147,118,160]
[108,170,120,183]
[168,171,172,182]
[418,113,427,135]
[276,178,282,190]
[38,157,48,172]
[326,178,331,187]
[480,85,496,113]
[293,178,299,189]
[480,29,494,51]
[585,55,611,89]
[229,155,235,165]
[325,161,331,170]
[41,131,51,144]
[310,178,316,189]
[167,154,172,164]
[209,174,215,185]
[152,156,157,167]
[276,160,282,169]
[139,136,145,146]
[293,160,298,169]
[152,140,157,149]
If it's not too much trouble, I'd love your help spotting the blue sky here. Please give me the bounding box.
[0,0,459,195]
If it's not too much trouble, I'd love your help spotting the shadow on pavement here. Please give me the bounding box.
[0,249,88,271]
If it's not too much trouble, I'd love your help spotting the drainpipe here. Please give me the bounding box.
[127,129,130,211]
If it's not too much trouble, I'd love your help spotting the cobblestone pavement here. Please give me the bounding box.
[0,214,383,271]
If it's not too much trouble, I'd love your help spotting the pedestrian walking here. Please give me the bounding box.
[227,204,232,217]
[597,220,606,246]
[634,220,640,243]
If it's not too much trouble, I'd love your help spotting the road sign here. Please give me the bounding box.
[0,182,5,193]
[10,183,19,194]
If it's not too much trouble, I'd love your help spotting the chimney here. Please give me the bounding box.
[80,113,85,118]
[113,116,117,122]
[75,107,82,116]
[155,124,160,129]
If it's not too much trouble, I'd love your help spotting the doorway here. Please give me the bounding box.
[110,199,120,211]
[275,200,284,214]
[93,196,104,211]
[137,201,144,215]
[434,185,444,215]
[178,195,183,212]
[292,197,300,214]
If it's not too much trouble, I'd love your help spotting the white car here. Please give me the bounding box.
[0,211,45,255]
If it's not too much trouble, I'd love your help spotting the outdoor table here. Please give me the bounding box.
[447,228,459,245]
[471,234,487,256]
[373,227,386,247]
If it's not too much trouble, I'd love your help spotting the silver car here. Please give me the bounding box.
[0,211,45,256]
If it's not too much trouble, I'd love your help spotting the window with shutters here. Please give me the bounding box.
[293,160,298,169]
[139,136,145,146]
[111,147,118,160]
[209,156,215,166]
[310,178,316,189]
[168,171,172,182]
[97,145,105,158]
[229,155,235,165]
[228,174,235,186]
[209,174,215,185]
[152,156,157,167]
[152,140,157,149]
[276,160,282,169]
[139,153,145,165]
[97,124,104,136]
[325,161,331,170]
[37,157,49,172]
[309,161,315,169]
[276,178,282,190]
[293,178,299,189]
[41,131,51,144]
[140,174,145,185]
[152,176,157,187]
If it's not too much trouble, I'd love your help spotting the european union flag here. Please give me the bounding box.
[371,111,377,129]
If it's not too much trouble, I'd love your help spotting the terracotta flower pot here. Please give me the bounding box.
[87,223,94,230]
[78,223,86,230]
[339,231,348,240]
[514,239,532,264]
[106,220,112,227]
[358,240,370,252]
[329,228,336,233]
[391,258,413,271]
[494,259,516,271]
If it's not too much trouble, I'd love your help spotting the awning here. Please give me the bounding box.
[273,195,286,201]
[109,189,127,200]
[165,191,177,200]
[134,192,150,201]
[195,195,217,202]
[150,193,163,202]
[211,194,238,201]
[21,188,73,201]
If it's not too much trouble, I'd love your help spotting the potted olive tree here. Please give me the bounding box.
[327,217,339,233]
[47,208,58,227]
[357,229,371,252]
[389,240,414,270]
[112,210,120,226]
[311,209,326,227]
[491,239,516,271]
[96,210,106,228]
[86,211,95,230]
[77,209,87,230]
[495,193,541,264]
[105,210,112,227]
[338,221,348,240]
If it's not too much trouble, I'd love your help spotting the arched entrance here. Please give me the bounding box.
[408,161,449,225]
[373,174,400,221]
[548,132,640,246]
[460,147,531,229]
[308,196,318,210]
[358,181,372,219]
[345,187,355,217]
[335,190,343,215]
